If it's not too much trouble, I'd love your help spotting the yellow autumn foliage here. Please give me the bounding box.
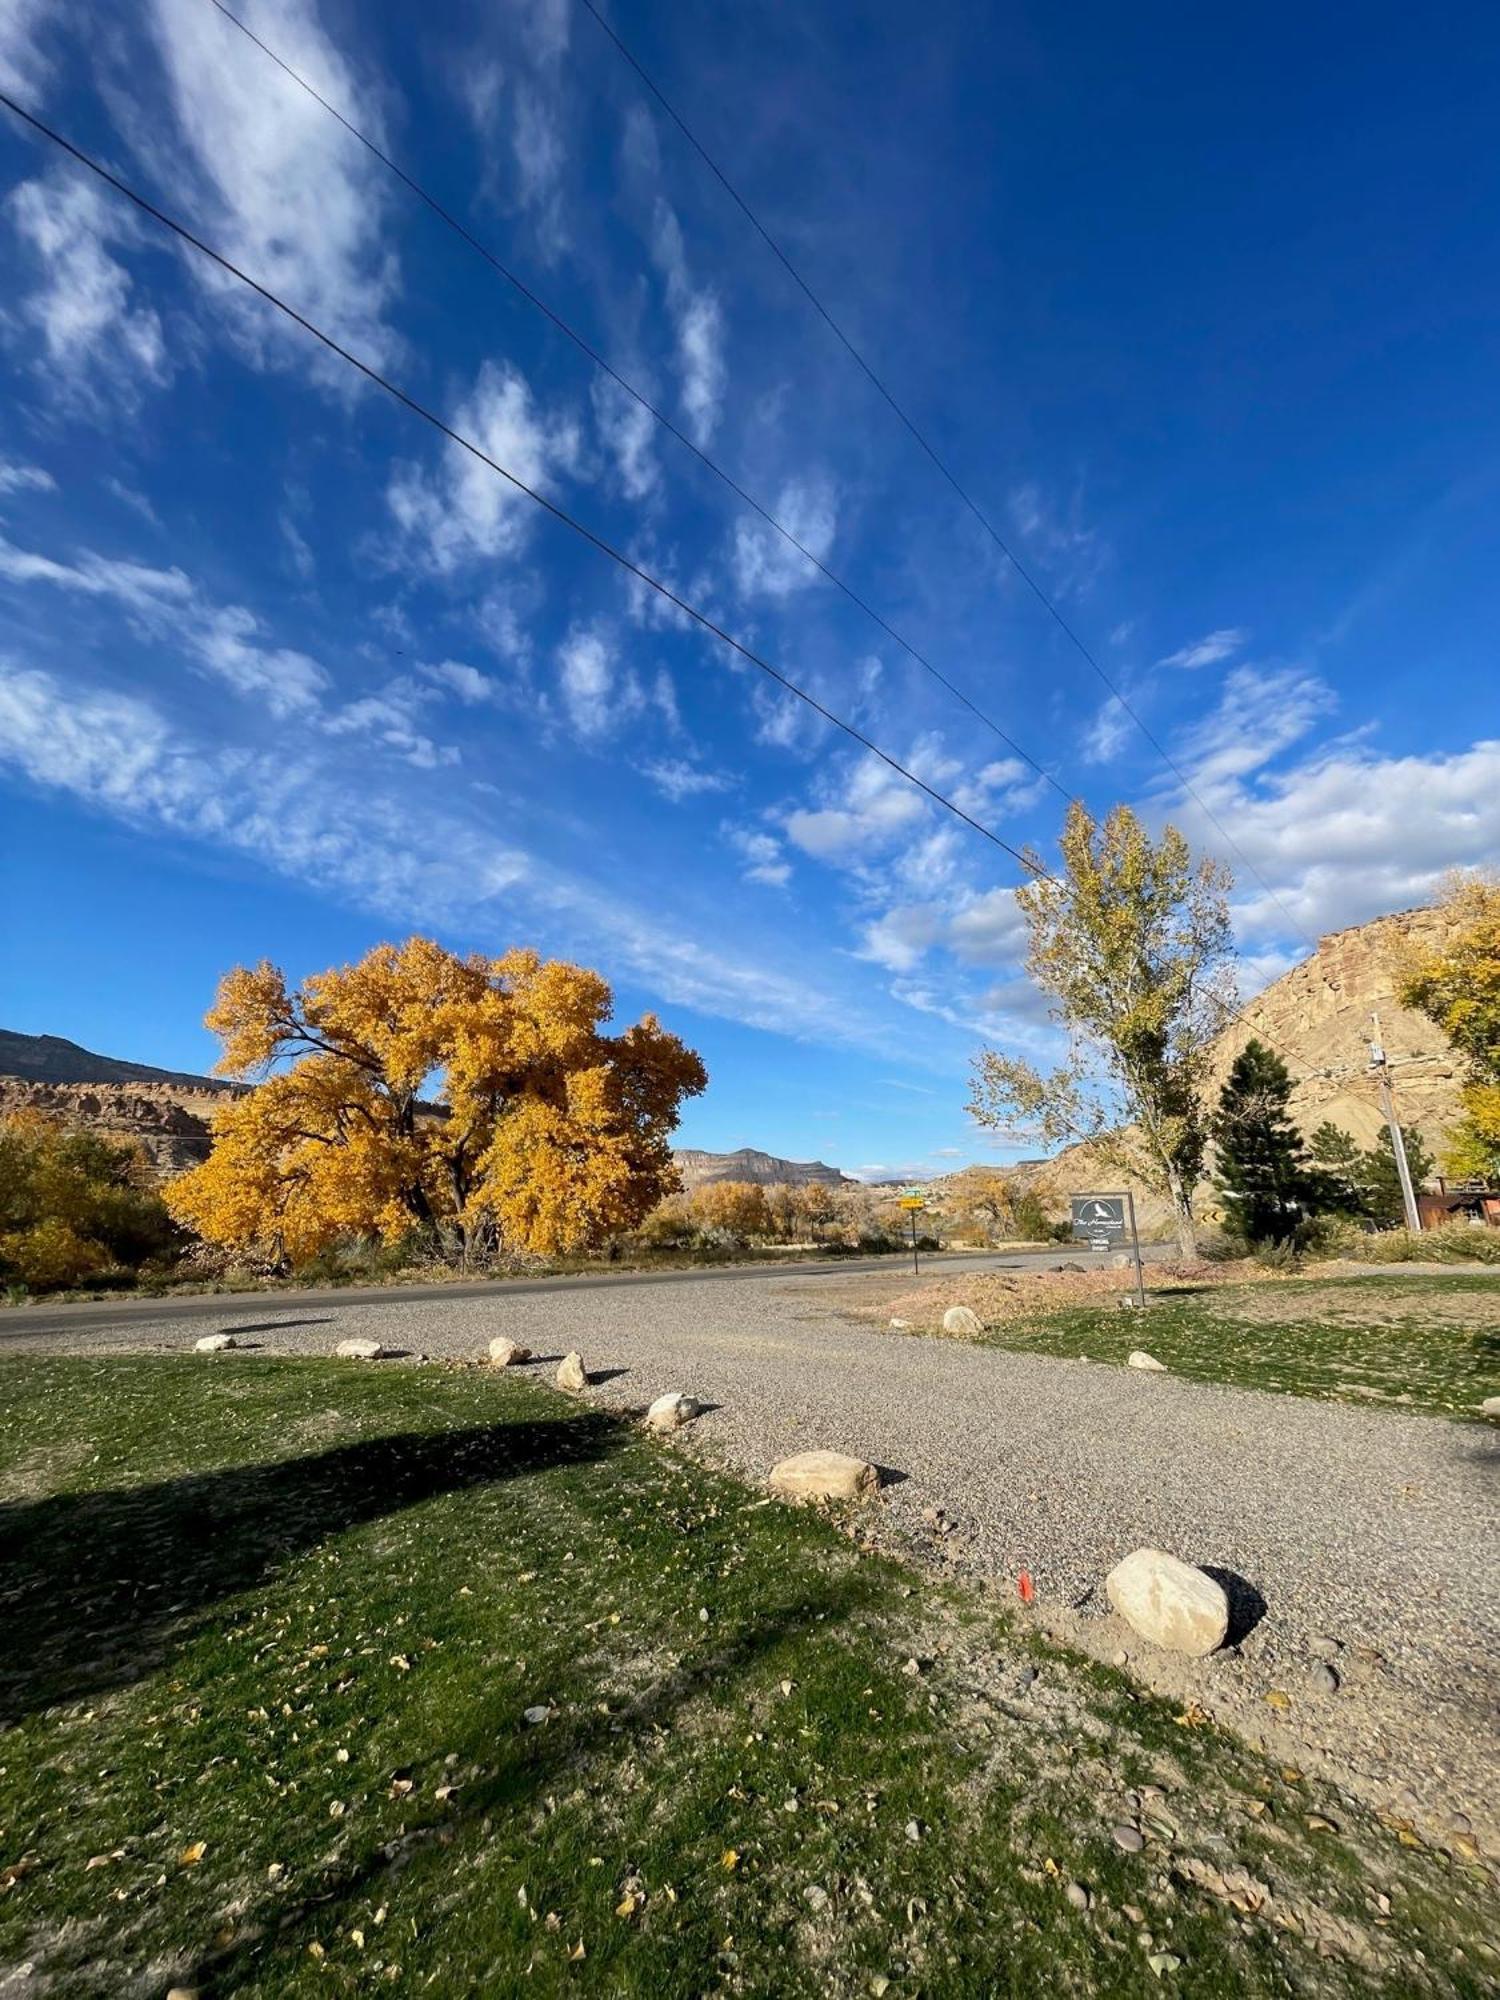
[166,939,707,1264]
[1398,872,1500,1180]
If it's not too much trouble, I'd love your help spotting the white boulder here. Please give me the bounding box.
[1480,1396,1500,1417]
[1106,1548,1229,1657]
[645,1391,701,1433]
[941,1305,983,1336]
[488,1337,533,1367]
[767,1450,879,1502]
[1127,1350,1167,1372]
[556,1351,588,1393]
[336,1338,389,1361]
[194,1334,237,1354]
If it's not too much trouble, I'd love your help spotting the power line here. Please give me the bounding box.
[201,0,1071,806]
[577,0,1323,958]
[0,87,1049,885]
[0,88,1311,1084]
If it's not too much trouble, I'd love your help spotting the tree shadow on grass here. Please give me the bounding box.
[196,1571,879,1996]
[0,1411,627,1724]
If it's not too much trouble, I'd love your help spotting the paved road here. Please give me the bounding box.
[0,1243,1171,1338]
[6,1259,1495,1843]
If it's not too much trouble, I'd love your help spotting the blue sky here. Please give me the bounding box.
[1,0,1497,1178]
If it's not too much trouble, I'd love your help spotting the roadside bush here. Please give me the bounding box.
[289,1233,425,1287]
[0,1111,186,1293]
[1193,1226,1239,1263]
[1325,1221,1500,1265]
[1251,1238,1304,1272]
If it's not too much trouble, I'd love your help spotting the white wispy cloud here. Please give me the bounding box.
[1007,479,1105,596]
[651,200,725,446]
[784,751,928,862]
[1157,627,1247,670]
[324,677,459,769]
[1080,692,1131,764]
[857,883,1026,975]
[1173,662,1337,792]
[0,456,55,499]
[0,661,522,914]
[388,360,581,573]
[0,531,328,716]
[144,0,399,374]
[591,376,659,500]
[555,622,647,740]
[858,902,942,972]
[641,757,735,802]
[5,172,171,413]
[0,0,50,97]
[421,659,499,704]
[722,822,791,888]
[731,474,838,599]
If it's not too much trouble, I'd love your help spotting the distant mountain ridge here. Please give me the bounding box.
[671,1148,852,1189]
[0,1029,228,1093]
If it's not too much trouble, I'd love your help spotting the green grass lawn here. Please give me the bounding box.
[976,1274,1500,1420]
[0,1356,1494,1997]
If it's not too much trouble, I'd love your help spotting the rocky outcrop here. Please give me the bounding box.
[1209,906,1462,1150]
[0,1079,226,1178]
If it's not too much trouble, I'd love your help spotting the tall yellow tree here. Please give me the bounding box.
[1398,872,1500,1180]
[166,939,707,1265]
[968,803,1236,1256]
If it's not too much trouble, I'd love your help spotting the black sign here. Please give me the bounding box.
[1070,1194,1126,1243]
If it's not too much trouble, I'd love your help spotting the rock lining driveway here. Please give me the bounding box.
[7,1266,1497,1844]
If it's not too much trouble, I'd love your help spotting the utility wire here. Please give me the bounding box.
[577,0,1323,958]
[0,90,1310,1086]
[0,87,1049,883]
[200,0,1319,1062]
[202,0,1070,805]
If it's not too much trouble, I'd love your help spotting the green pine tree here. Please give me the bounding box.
[1211,1040,1326,1245]
[1308,1121,1369,1217]
[1360,1126,1436,1229]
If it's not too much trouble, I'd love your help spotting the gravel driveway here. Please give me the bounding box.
[7,1267,1498,1844]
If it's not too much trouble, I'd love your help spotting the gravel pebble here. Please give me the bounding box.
[1112,1825,1145,1853]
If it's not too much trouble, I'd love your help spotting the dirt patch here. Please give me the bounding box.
[873,1260,1288,1331]
[0,1436,93,1500]
[1213,1275,1500,1333]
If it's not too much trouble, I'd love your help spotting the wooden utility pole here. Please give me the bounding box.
[1368,1012,1422,1233]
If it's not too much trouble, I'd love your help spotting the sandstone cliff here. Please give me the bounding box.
[1210,906,1461,1149]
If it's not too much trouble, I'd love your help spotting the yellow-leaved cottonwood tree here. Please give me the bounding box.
[1398,871,1500,1181]
[967,803,1236,1257]
[167,939,707,1266]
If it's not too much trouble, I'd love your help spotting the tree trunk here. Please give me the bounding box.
[1167,1169,1198,1259]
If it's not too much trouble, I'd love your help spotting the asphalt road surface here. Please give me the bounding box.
[1,1242,1171,1338]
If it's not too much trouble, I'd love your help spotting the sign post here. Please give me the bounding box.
[899,1186,926,1277]
[1069,1191,1147,1308]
